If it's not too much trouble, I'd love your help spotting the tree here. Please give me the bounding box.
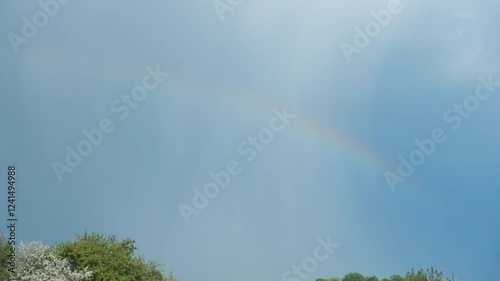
[11,241,92,281]
[366,276,379,281]
[343,272,366,281]
[405,268,426,281]
[389,274,406,281]
[406,267,455,281]
[316,277,342,281]
[0,235,11,281]
[54,231,177,281]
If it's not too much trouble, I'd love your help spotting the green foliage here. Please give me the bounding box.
[405,268,427,281]
[405,267,455,281]
[1,230,457,281]
[54,231,175,281]
[389,274,406,281]
[319,267,454,281]
[342,272,366,281]
[318,277,342,281]
[0,235,11,281]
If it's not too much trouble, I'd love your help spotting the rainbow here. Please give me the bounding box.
[168,78,434,201]
[25,47,434,201]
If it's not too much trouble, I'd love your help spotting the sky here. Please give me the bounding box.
[1,0,499,281]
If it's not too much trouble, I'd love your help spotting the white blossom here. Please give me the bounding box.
[11,241,92,281]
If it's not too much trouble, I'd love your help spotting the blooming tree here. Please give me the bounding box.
[11,241,92,281]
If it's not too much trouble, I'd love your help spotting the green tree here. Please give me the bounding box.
[405,268,426,281]
[0,235,11,281]
[317,276,342,281]
[54,231,177,281]
[366,276,379,281]
[406,267,454,281]
[343,272,366,281]
[389,274,406,281]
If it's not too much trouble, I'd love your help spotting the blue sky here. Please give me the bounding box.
[1,0,499,281]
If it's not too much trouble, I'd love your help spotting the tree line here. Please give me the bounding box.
[316,267,455,281]
[0,231,455,281]
[0,231,177,281]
